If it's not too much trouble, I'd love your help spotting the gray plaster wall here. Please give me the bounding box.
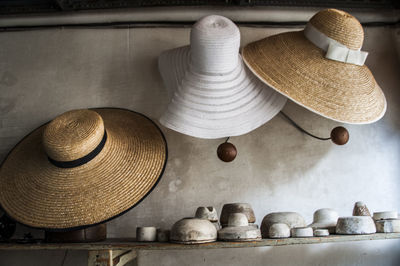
[0,21,399,266]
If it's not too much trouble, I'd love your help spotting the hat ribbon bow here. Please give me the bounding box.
[304,23,368,66]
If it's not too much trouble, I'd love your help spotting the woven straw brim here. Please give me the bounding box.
[242,31,386,124]
[159,46,287,139]
[0,108,167,230]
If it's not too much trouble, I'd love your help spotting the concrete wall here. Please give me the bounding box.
[0,15,399,266]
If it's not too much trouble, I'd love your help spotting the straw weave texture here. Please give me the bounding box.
[43,110,105,162]
[242,9,386,124]
[0,108,167,230]
[310,9,364,49]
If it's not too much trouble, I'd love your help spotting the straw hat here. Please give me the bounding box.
[0,108,167,230]
[242,9,386,124]
[159,15,286,139]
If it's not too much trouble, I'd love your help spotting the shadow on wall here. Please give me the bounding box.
[364,27,400,133]
[98,28,189,118]
[0,72,21,161]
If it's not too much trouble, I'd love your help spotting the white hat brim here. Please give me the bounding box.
[158,46,287,139]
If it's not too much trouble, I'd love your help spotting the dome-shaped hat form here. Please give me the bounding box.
[242,9,386,124]
[158,15,287,139]
[0,108,167,230]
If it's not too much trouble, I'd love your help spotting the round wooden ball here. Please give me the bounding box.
[330,126,349,145]
[217,142,237,162]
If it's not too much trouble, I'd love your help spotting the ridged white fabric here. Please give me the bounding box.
[158,15,286,139]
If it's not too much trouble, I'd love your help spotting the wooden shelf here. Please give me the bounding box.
[2,233,398,266]
[1,233,399,251]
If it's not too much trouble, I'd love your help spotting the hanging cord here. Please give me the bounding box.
[280,111,331,141]
[225,137,230,143]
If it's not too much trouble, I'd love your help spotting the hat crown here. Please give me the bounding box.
[43,109,105,162]
[309,9,364,50]
[190,15,240,74]
[228,213,249,227]
[313,208,339,223]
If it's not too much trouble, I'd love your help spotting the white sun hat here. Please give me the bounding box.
[158,15,287,139]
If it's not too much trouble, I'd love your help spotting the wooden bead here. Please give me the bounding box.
[330,126,349,145]
[217,142,237,162]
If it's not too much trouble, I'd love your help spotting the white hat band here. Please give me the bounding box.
[304,23,368,66]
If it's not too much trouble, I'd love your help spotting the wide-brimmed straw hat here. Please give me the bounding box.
[0,108,167,231]
[242,9,386,124]
[159,15,286,139]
